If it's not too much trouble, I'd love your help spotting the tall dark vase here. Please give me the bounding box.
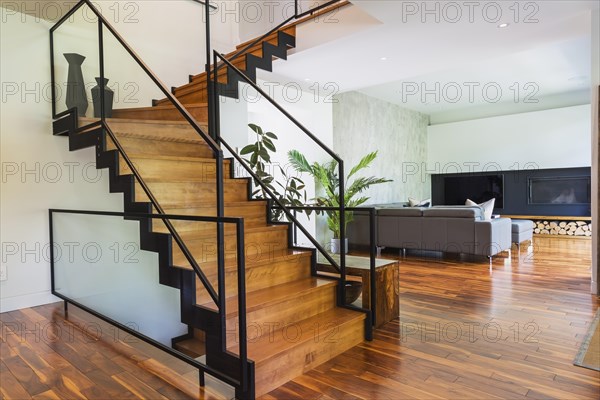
[64,53,88,116]
[91,78,114,118]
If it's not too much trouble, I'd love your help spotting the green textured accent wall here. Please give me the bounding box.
[332,91,430,205]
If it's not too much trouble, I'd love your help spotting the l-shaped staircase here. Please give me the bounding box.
[54,1,366,398]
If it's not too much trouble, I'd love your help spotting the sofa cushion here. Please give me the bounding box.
[408,197,431,207]
[423,206,483,219]
[378,207,424,217]
[466,198,495,220]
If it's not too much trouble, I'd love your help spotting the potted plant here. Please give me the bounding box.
[288,150,392,253]
[240,123,307,221]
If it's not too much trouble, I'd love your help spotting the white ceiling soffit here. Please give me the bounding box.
[267,0,598,121]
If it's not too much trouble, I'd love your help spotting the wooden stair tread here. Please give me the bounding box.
[142,176,244,183]
[236,308,364,364]
[114,103,208,112]
[126,154,216,162]
[196,249,312,271]
[112,99,208,117]
[200,277,336,315]
[175,338,206,358]
[177,224,288,241]
[159,200,267,210]
[98,117,210,144]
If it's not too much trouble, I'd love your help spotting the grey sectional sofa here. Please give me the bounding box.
[347,205,512,258]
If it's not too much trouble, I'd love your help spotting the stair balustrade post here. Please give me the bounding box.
[98,20,105,121]
[339,161,346,305]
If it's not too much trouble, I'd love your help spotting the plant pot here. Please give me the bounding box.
[330,238,348,254]
[344,281,363,304]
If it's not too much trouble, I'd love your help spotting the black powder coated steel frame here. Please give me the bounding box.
[49,0,377,397]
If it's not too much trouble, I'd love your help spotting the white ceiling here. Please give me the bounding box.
[263,0,599,124]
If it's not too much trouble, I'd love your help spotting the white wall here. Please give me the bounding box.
[0,11,123,312]
[47,1,241,116]
[427,105,592,174]
[0,2,241,312]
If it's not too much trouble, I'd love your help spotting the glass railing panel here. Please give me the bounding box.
[101,25,165,115]
[215,61,344,276]
[51,2,100,127]
[52,211,188,346]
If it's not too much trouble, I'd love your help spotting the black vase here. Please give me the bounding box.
[63,53,88,116]
[91,77,114,118]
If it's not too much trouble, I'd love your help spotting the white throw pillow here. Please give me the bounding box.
[408,197,431,207]
[466,198,495,220]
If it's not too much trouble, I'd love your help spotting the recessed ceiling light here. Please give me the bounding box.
[304,78,311,81]
[498,23,509,28]
[380,57,388,61]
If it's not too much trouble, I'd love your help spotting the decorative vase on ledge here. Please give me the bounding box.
[63,53,88,116]
[91,77,114,118]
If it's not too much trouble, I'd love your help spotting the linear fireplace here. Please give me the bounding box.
[528,176,591,205]
[431,167,591,217]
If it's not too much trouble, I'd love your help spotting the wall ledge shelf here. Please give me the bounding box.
[501,215,592,221]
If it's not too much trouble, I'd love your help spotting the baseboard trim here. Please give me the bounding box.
[0,291,61,313]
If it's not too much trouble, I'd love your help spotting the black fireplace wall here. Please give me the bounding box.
[431,167,592,217]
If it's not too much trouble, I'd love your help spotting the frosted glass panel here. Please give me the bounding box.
[52,213,187,346]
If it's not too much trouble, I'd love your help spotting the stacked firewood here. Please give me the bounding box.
[533,220,591,236]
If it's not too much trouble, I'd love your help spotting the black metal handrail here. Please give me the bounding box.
[212,52,347,291]
[102,123,218,304]
[50,0,227,308]
[49,208,248,391]
[50,0,220,155]
[209,0,351,306]
[270,205,378,325]
[49,1,248,394]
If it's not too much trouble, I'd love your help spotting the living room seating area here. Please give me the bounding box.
[349,205,513,258]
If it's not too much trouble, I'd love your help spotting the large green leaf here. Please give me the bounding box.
[248,123,263,135]
[348,151,378,179]
[240,144,257,155]
[288,150,312,174]
[262,138,276,152]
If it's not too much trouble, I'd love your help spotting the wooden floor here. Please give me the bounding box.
[1,236,598,399]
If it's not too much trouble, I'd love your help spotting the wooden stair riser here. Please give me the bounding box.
[160,203,268,229]
[112,104,209,122]
[107,137,214,158]
[171,227,290,268]
[223,284,337,347]
[194,253,313,305]
[253,316,364,397]
[134,181,249,204]
[106,119,206,140]
[119,156,230,183]
[153,215,265,235]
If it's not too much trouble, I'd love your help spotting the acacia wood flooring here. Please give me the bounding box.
[1,237,598,399]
